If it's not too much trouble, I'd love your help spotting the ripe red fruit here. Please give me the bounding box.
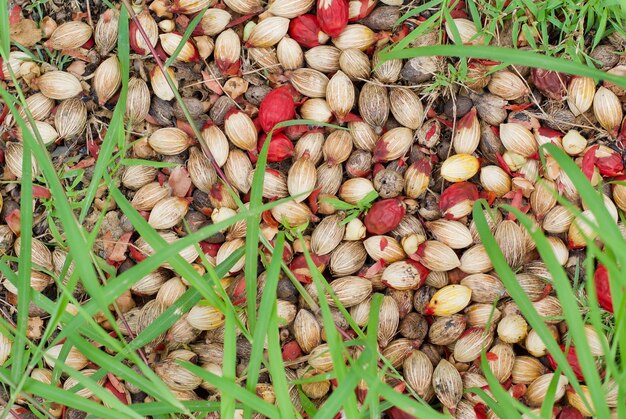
[594,264,614,313]
[364,198,406,234]
[257,133,294,163]
[317,0,348,38]
[289,15,326,48]
[258,87,296,132]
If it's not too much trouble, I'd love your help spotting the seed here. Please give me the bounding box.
[378,295,400,347]
[512,356,546,385]
[332,25,376,51]
[311,214,346,255]
[453,327,494,362]
[525,326,559,357]
[440,153,480,182]
[432,359,463,411]
[155,359,203,391]
[224,109,258,151]
[309,343,339,372]
[417,241,461,271]
[326,71,355,121]
[224,149,253,194]
[488,70,529,100]
[424,285,471,316]
[93,56,121,106]
[446,18,483,45]
[160,33,200,62]
[44,345,88,370]
[497,314,528,343]
[594,87,623,136]
[47,21,92,50]
[37,71,82,100]
[215,29,241,74]
[494,220,526,269]
[188,304,225,330]
[247,17,290,48]
[428,314,467,345]
[294,309,321,353]
[381,260,428,290]
[63,369,106,398]
[277,37,304,70]
[339,48,371,80]
[17,120,58,145]
[582,324,608,357]
[359,83,389,131]
[271,201,315,227]
[268,0,314,18]
[300,98,333,123]
[328,276,372,307]
[403,351,433,397]
[54,98,87,139]
[526,373,568,407]
[329,241,367,276]
[531,296,563,323]
[567,76,595,116]
[150,66,178,101]
[289,68,329,98]
[363,235,405,263]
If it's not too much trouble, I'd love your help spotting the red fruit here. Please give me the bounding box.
[531,68,570,100]
[594,264,614,313]
[439,182,479,220]
[364,198,406,234]
[282,341,303,361]
[259,88,296,132]
[257,133,294,163]
[289,15,326,48]
[547,345,584,382]
[317,0,348,38]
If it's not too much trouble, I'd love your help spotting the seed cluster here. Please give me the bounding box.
[1,0,626,416]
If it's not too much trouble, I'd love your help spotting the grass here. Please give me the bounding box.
[0,0,625,417]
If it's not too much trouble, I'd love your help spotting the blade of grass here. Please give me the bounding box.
[381,45,626,88]
[245,232,285,394]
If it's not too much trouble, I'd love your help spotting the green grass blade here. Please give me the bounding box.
[381,45,626,88]
[164,5,210,68]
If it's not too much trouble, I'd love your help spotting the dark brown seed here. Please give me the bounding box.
[399,312,428,340]
[374,169,404,198]
[444,96,473,119]
[359,6,400,31]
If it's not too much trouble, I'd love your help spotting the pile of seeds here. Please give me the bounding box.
[1,0,626,416]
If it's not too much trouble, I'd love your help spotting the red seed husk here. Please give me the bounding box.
[259,87,296,133]
[289,15,328,48]
[594,264,613,313]
[364,198,406,234]
[317,0,349,38]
